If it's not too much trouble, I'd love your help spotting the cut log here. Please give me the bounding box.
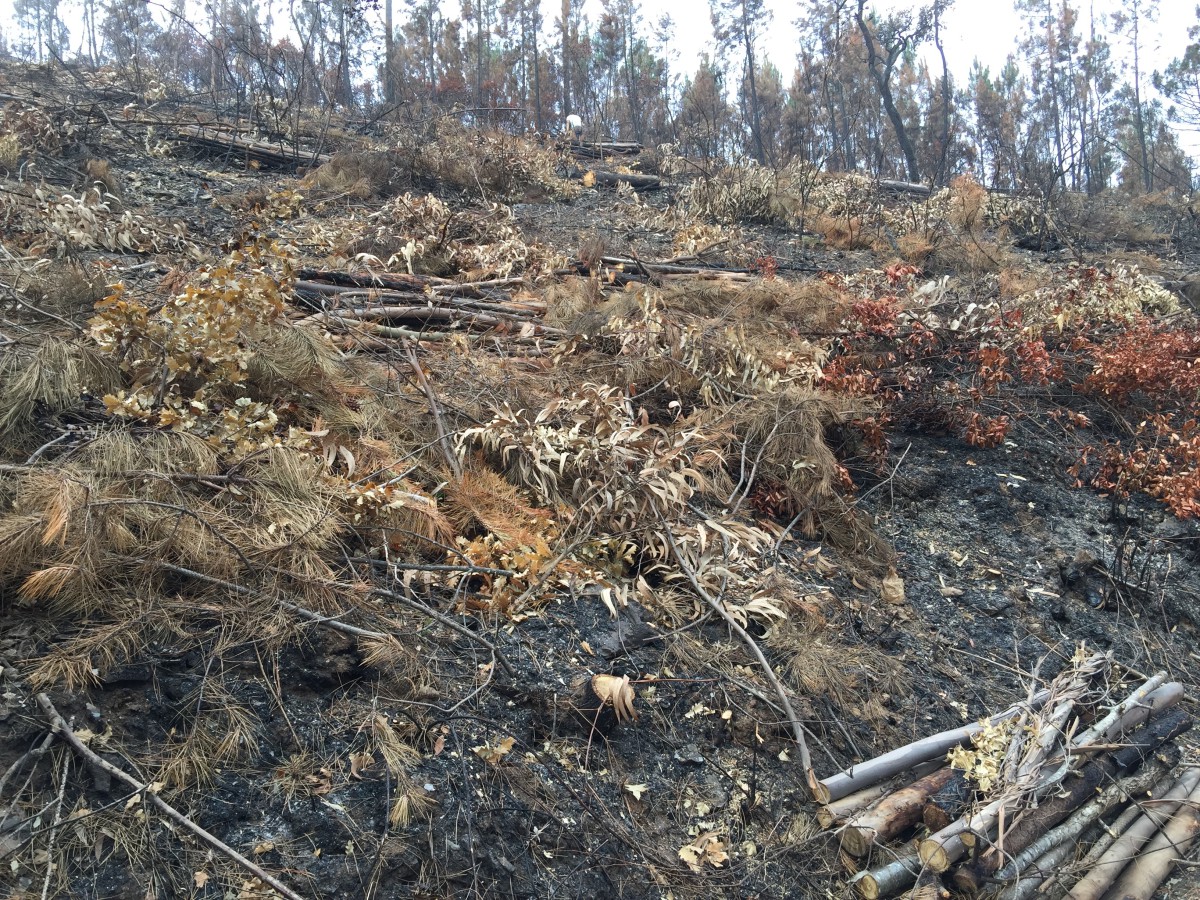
[1101,773,1200,900]
[848,853,921,900]
[818,782,891,829]
[1071,678,1182,751]
[1037,798,1148,899]
[919,797,1004,872]
[818,688,1051,803]
[297,268,434,291]
[584,170,662,191]
[922,768,971,831]
[841,767,956,856]
[878,179,932,197]
[995,835,1076,900]
[1065,767,1200,900]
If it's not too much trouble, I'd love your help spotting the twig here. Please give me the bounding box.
[402,339,462,480]
[0,731,56,801]
[36,693,307,900]
[368,585,515,678]
[25,433,73,465]
[39,749,70,900]
[348,556,517,577]
[653,507,818,798]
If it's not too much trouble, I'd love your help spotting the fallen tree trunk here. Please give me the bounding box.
[841,767,956,856]
[562,140,643,158]
[1065,767,1200,900]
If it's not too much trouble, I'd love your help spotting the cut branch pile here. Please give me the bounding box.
[821,653,1195,899]
[561,139,644,158]
[175,122,331,170]
[292,267,559,346]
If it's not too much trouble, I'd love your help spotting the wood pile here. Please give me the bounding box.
[291,253,764,350]
[560,139,643,158]
[291,267,559,349]
[816,653,1197,900]
[175,123,331,170]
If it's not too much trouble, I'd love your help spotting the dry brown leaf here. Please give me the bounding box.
[678,832,729,872]
[592,673,637,722]
[474,735,515,764]
[880,568,906,605]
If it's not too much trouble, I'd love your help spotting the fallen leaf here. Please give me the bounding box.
[880,568,906,605]
[592,673,637,722]
[349,750,374,779]
[679,832,729,872]
[474,736,516,764]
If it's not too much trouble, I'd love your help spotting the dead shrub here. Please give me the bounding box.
[815,212,869,250]
[19,261,109,319]
[84,158,123,201]
[543,276,605,328]
[947,174,988,231]
[302,150,399,198]
[386,122,579,201]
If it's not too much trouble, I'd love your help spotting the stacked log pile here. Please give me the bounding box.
[292,268,560,348]
[290,255,768,349]
[175,123,331,170]
[817,652,1197,900]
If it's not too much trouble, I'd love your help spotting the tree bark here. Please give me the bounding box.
[922,768,971,831]
[854,0,921,183]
